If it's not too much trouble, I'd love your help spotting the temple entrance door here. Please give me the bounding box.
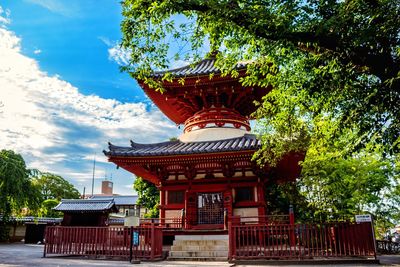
[197,192,224,225]
[185,191,197,229]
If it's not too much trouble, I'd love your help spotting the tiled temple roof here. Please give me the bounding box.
[108,218,125,225]
[104,134,261,157]
[151,57,247,78]
[89,195,138,206]
[54,198,117,213]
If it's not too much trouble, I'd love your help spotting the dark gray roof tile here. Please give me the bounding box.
[90,195,138,206]
[104,134,260,158]
[54,199,117,213]
[151,58,247,78]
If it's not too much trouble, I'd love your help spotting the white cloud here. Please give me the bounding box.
[108,44,131,66]
[0,6,10,25]
[99,37,131,66]
[0,26,179,195]
[100,37,191,69]
[98,36,112,47]
[24,0,77,17]
[33,49,41,54]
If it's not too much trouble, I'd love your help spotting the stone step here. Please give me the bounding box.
[169,250,228,258]
[172,240,228,246]
[167,257,228,265]
[168,235,229,261]
[167,256,228,261]
[175,235,228,241]
[170,245,228,251]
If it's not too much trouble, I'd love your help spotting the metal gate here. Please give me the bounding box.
[197,192,224,225]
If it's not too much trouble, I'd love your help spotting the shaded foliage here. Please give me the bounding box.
[0,150,41,220]
[133,176,160,218]
[40,199,62,218]
[264,182,313,221]
[0,150,80,240]
[0,150,41,241]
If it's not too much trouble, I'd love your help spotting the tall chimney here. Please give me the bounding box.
[101,180,113,195]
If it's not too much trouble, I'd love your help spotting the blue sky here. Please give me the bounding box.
[4,0,144,102]
[0,1,180,195]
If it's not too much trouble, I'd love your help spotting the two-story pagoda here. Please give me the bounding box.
[104,55,304,230]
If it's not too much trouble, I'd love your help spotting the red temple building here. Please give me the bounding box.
[104,55,304,230]
[43,55,376,262]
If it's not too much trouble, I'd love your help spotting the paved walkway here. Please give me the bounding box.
[0,243,399,266]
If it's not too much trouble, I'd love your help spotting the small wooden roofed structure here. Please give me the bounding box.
[89,195,141,218]
[54,198,118,226]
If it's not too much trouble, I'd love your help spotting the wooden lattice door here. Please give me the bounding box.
[197,192,224,225]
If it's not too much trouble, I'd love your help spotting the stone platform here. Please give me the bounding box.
[168,235,229,261]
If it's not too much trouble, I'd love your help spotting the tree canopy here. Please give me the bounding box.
[32,172,81,201]
[302,146,399,229]
[133,176,160,218]
[0,150,80,218]
[120,0,399,157]
[0,150,81,240]
[0,150,41,220]
[40,199,63,218]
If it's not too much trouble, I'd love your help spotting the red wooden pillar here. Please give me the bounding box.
[159,189,165,224]
[289,205,296,246]
[229,216,241,261]
[257,184,266,224]
[223,189,233,230]
[185,191,197,229]
[150,223,155,260]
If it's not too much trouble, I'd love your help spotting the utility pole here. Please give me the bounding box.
[91,154,96,196]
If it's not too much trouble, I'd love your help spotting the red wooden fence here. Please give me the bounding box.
[43,225,163,260]
[228,219,376,260]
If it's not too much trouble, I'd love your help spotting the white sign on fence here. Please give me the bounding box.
[355,214,372,223]
[124,216,140,227]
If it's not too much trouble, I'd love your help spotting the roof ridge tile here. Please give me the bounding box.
[104,135,260,158]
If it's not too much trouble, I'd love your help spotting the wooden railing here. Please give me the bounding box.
[140,218,183,229]
[140,215,292,230]
[233,215,291,225]
[44,225,163,261]
[228,220,376,260]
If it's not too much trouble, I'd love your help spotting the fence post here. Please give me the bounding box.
[43,226,48,258]
[230,216,240,261]
[224,208,228,230]
[181,208,185,229]
[370,217,377,259]
[289,205,296,246]
[228,219,232,261]
[129,226,133,262]
[150,223,155,260]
